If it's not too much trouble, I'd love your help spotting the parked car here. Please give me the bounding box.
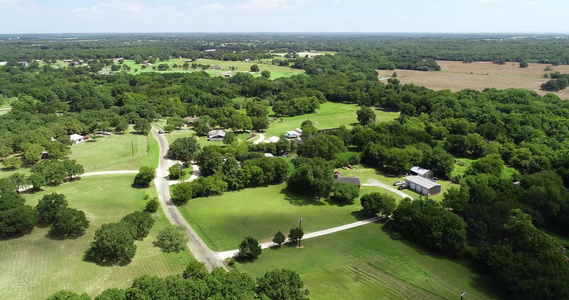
[158,130,164,134]
[398,185,408,190]
[393,181,405,186]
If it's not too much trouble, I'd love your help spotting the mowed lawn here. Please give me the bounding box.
[264,102,400,138]
[69,126,159,172]
[378,60,569,100]
[0,175,193,300]
[237,223,501,300]
[177,183,404,252]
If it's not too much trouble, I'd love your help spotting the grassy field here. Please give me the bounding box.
[69,126,159,172]
[264,102,400,138]
[0,175,193,300]
[97,58,305,79]
[452,158,520,181]
[177,183,403,252]
[236,223,501,300]
[378,60,569,99]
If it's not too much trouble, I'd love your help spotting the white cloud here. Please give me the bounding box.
[235,0,294,13]
[201,2,228,12]
[333,0,340,3]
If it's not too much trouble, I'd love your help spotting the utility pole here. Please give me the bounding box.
[131,139,134,156]
[298,218,303,247]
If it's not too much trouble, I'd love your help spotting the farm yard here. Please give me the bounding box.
[236,223,501,300]
[378,61,569,99]
[0,175,193,300]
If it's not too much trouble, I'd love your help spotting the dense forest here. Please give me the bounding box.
[2,34,569,299]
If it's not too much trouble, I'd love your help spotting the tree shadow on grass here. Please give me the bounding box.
[350,210,378,221]
[279,187,324,207]
[44,230,85,241]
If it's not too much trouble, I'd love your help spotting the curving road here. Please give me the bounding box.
[151,128,226,270]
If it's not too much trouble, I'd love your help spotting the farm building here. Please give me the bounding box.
[264,153,274,158]
[245,58,251,62]
[211,64,223,70]
[335,177,361,188]
[184,59,193,62]
[208,129,226,141]
[409,166,434,179]
[0,62,7,66]
[224,73,232,77]
[285,131,300,138]
[405,176,441,196]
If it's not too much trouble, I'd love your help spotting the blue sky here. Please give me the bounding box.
[0,0,567,34]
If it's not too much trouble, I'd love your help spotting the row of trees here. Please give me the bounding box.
[46,265,308,300]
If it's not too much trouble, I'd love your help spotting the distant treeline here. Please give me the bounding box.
[1,34,568,65]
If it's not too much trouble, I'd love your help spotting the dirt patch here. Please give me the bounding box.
[379,61,569,100]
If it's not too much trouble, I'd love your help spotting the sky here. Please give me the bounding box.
[0,0,568,34]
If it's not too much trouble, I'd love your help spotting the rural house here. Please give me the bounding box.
[211,64,223,70]
[184,116,198,125]
[208,129,226,141]
[405,176,441,196]
[409,166,434,179]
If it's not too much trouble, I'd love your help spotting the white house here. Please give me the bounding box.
[70,134,85,144]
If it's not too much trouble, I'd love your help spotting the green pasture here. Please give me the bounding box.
[452,158,520,181]
[264,103,400,138]
[0,175,192,300]
[177,183,404,252]
[96,58,305,79]
[0,166,31,179]
[69,126,159,172]
[236,223,501,300]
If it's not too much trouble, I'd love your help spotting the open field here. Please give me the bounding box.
[378,61,569,99]
[236,223,501,300]
[271,51,337,58]
[96,58,305,79]
[69,126,159,172]
[0,175,193,300]
[452,158,520,181]
[265,102,400,137]
[177,183,403,252]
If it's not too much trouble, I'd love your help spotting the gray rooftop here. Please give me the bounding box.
[335,177,361,186]
[405,176,441,189]
[410,166,431,176]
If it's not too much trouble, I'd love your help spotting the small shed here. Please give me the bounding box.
[409,166,434,179]
[264,153,274,158]
[211,64,223,70]
[208,129,227,141]
[405,176,441,196]
[335,177,361,188]
[184,59,193,63]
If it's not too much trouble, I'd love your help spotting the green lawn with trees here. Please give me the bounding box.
[69,126,159,172]
[0,175,192,300]
[236,223,501,300]
[177,183,402,251]
[264,103,399,138]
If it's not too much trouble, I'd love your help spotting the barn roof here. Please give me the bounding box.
[405,176,440,189]
[410,166,431,176]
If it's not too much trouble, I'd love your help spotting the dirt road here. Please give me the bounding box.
[151,128,226,270]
